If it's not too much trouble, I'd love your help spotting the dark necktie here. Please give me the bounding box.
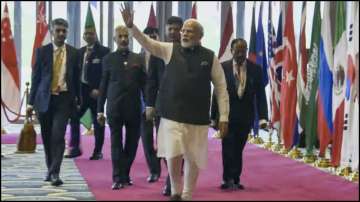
[83,47,93,82]
[234,65,240,89]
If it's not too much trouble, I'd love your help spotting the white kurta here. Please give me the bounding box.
[157,118,210,169]
[130,25,229,169]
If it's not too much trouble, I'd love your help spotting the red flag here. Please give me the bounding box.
[248,3,256,63]
[191,2,197,19]
[147,3,157,28]
[31,1,51,68]
[218,3,233,63]
[280,2,298,149]
[1,3,21,119]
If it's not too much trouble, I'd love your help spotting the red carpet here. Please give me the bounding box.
[2,127,359,200]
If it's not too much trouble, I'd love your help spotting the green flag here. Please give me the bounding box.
[85,4,95,29]
[85,3,97,38]
[80,4,96,131]
[300,1,321,155]
[80,108,92,130]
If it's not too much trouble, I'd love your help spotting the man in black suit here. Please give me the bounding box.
[211,38,268,190]
[65,26,110,160]
[145,16,183,196]
[27,18,80,187]
[97,25,146,190]
[140,26,161,183]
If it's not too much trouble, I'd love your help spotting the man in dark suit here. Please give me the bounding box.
[27,18,80,187]
[145,16,183,196]
[97,25,146,190]
[140,26,161,183]
[211,38,268,190]
[65,25,110,160]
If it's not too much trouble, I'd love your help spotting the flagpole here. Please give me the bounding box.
[100,1,103,45]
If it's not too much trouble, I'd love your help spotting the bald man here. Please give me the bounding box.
[97,25,146,190]
[121,4,229,200]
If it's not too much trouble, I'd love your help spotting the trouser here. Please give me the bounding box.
[69,84,105,154]
[37,92,73,176]
[222,123,249,184]
[108,113,141,183]
[141,113,161,176]
[167,155,199,200]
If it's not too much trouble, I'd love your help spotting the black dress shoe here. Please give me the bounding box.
[64,148,82,158]
[147,174,160,183]
[124,177,133,186]
[51,175,63,186]
[112,182,124,190]
[162,185,171,196]
[170,194,182,201]
[220,180,234,190]
[89,153,103,160]
[234,183,245,190]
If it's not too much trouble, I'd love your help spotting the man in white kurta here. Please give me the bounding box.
[121,4,229,200]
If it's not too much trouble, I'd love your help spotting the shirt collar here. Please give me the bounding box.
[53,43,65,52]
[86,44,95,50]
[232,59,247,75]
[232,59,246,68]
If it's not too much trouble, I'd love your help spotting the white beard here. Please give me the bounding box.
[181,41,193,48]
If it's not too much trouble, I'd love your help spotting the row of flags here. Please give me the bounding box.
[1,2,359,171]
[217,1,359,170]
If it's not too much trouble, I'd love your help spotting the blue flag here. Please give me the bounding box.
[253,2,268,136]
[255,2,268,86]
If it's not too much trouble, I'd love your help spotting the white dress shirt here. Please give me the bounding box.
[233,60,247,98]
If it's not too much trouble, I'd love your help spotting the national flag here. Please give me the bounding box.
[331,1,347,167]
[350,2,359,171]
[280,2,298,149]
[31,1,51,68]
[85,2,97,35]
[301,1,321,155]
[268,2,278,130]
[248,3,256,63]
[342,2,359,170]
[79,3,98,129]
[256,2,268,86]
[268,2,283,131]
[252,2,268,137]
[1,3,21,122]
[298,2,307,129]
[80,108,92,130]
[317,2,333,157]
[296,2,308,146]
[147,3,157,28]
[218,2,233,63]
[191,2,197,19]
